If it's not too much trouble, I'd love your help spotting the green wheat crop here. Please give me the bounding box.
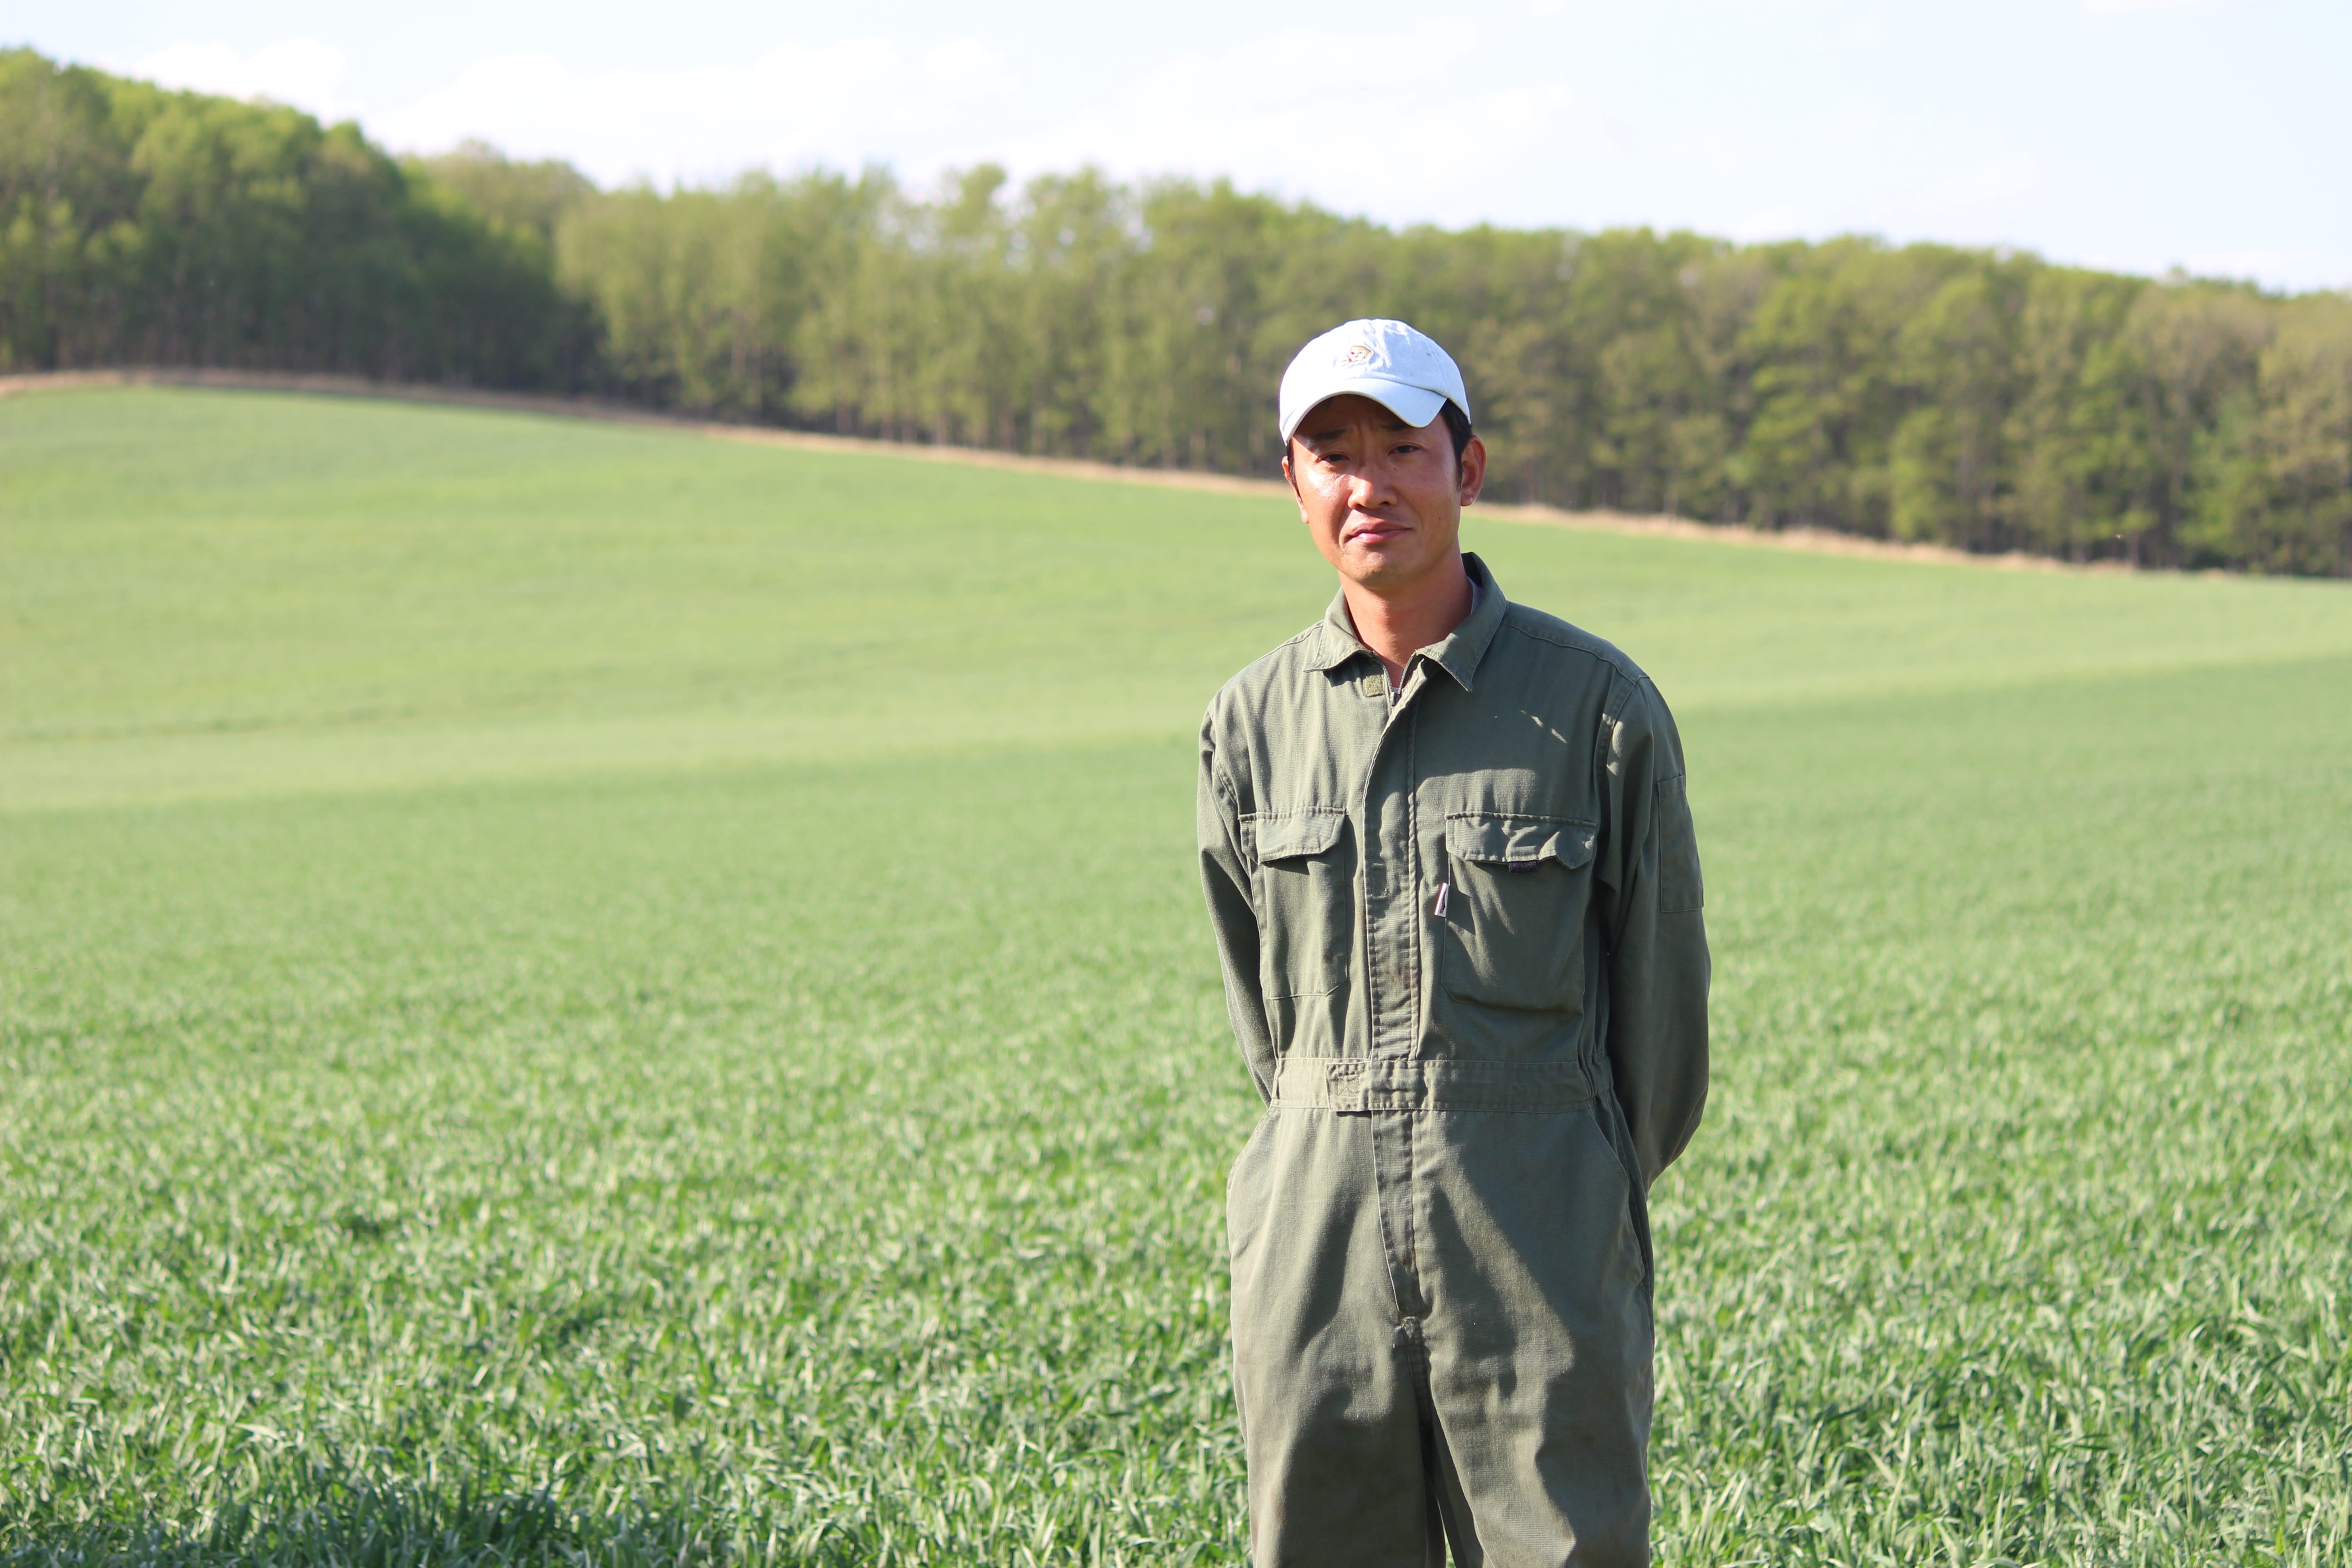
[3,388,2347,1565]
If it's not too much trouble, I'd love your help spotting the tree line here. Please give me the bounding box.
[5,48,2347,576]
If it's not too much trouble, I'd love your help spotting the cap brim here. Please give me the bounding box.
[1280,377,1449,441]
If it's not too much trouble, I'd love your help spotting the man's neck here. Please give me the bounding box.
[1342,554,1475,686]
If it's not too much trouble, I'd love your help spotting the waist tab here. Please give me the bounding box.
[1269,1056,1604,1115]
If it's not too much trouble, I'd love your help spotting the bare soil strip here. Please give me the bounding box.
[2,368,2128,575]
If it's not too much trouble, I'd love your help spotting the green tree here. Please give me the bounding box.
[0,48,574,383]
[413,140,593,245]
[2124,279,2274,561]
[1887,260,2032,549]
[2006,268,2154,560]
[1740,241,1975,534]
[0,50,142,370]
[1569,230,1730,516]
[2189,295,2352,574]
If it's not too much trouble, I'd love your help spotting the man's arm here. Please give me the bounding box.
[1199,706,1275,1101]
[1597,674,1711,1185]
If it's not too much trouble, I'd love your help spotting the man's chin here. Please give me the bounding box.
[1341,543,1433,589]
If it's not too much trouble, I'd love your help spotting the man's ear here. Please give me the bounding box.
[1282,450,1309,520]
[1457,434,1488,507]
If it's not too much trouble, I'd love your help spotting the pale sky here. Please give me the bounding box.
[11,0,2349,293]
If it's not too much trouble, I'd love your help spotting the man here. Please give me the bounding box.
[1197,319,1710,1567]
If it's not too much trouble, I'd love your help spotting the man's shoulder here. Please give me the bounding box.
[1209,622,1333,714]
[1492,600,1651,694]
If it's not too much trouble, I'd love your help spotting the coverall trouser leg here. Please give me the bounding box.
[1227,1084,1654,1568]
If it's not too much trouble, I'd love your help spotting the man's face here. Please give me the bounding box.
[1284,395,1487,593]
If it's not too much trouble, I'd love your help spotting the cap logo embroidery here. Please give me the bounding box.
[1340,344,1373,366]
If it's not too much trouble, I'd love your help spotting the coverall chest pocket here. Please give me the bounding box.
[1441,813,1598,1013]
[1248,809,1354,1001]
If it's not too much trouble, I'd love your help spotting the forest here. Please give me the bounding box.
[4,47,2347,575]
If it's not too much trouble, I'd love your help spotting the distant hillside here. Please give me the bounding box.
[3,47,2347,576]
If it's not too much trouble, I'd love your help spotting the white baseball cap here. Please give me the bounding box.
[1278,318,1472,444]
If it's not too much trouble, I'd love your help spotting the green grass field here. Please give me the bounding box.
[4,386,2350,1566]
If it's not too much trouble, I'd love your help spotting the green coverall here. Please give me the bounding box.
[1197,554,1710,1567]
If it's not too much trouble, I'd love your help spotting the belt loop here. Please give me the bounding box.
[1327,1058,1368,1116]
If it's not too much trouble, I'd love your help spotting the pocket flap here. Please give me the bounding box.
[1446,813,1597,869]
[1250,809,1348,862]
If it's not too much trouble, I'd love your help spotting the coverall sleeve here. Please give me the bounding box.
[1597,675,1711,1186]
[1199,704,1276,1102]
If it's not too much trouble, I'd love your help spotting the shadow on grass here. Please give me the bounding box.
[2,1484,761,1568]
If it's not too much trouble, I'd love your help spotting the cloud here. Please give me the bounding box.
[1936,153,2038,208]
[364,24,1597,225]
[2175,246,2304,283]
[2082,0,2253,13]
[369,39,1015,186]
[979,25,1600,227]
[132,39,356,121]
[1725,205,1804,244]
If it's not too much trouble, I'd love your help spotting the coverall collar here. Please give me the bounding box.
[1306,551,1508,693]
